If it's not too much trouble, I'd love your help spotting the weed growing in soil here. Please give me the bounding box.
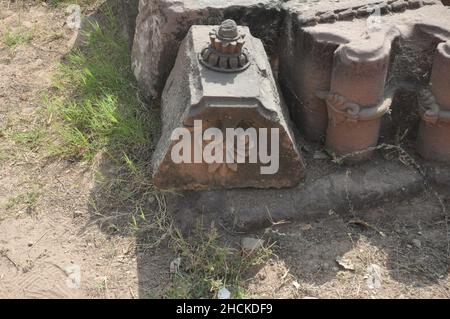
[6,188,41,215]
[11,129,45,151]
[1,28,33,50]
[167,223,273,299]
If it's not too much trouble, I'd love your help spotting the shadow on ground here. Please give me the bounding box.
[86,135,450,298]
[268,191,450,297]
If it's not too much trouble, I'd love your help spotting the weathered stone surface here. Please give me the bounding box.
[167,158,425,231]
[283,0,440,28]
[417,41,450,162]
[125,0,450,225]
[131,0,282,98]
[322,34,393,162]
[152,24,305,190]
[279,1,450,161]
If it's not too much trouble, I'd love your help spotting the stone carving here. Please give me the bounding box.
[131,0,281,98]
[130,0,441,98]
[186,120,257,177]
[151,22,305,190]
[133,0,450,168]
[294,0,438,27]
[316,90,393,161]
[205,126,256,177]
[322,34,393,161]
[279,1,450,162]
[317,91,392,124]
[199,20,250,72]
[418,89,450,125]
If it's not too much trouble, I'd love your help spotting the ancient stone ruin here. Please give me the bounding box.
[151,20,305,189]
[280,0,450,162]
[131,0,450,190]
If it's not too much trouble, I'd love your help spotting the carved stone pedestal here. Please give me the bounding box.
[152,21,305,190]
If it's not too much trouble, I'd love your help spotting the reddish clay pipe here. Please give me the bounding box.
[417,41,450,162]
[321,34,392,162]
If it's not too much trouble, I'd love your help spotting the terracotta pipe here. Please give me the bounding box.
[417,40,450,162]
[322,33,392,162]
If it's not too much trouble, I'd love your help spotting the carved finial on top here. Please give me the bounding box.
[199,19,250,72]
[217,19,239,40]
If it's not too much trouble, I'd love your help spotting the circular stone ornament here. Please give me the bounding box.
[199,19,251,73]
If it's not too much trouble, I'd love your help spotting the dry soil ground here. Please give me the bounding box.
[0,1,449,299]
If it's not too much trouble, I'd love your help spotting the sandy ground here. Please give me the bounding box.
[0,2,449,299]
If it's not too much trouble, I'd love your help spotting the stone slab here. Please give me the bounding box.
[167,157,426,231]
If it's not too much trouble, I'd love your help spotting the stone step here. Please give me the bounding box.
[167,157,429,231]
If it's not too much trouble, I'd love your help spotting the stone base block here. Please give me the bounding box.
[152,24,305,190]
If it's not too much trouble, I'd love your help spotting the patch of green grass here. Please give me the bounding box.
[41,13,158,234]
[11,129,45,151]
[6,189,41,212]
[46,16,164,250]
[2,28,33,50]
[47,21,156,161]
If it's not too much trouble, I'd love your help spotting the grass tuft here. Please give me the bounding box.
[6,187,41,215]
[11,129,44,151]
[1,28,34,50]
[167,223,273,299]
